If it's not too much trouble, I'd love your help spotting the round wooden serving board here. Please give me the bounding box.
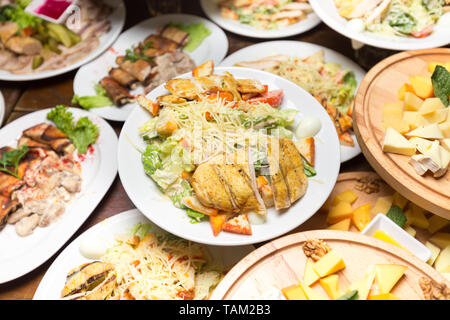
[353,48,450,219]
[294,171,447,244]
[209,230,449,300]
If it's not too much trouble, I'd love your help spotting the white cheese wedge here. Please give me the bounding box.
[442,139,450,152]
[422,140,442,173]
[382,127,416,156]
[405,123,444,139]
[408,137,432,154]
[435,145,450,177]
[409,155,429,175]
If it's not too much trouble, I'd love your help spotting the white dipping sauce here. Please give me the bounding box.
[347,19,365,33]
[79,235,112,259]
[295,116,321,139]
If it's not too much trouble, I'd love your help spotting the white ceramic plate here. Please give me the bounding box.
[118,66,341,246]
[0,90,5,128]
[200,0,321,39]
[310,0,450,51]
[0,108,118,283]
[73,14,229,122]
[33,209,255,300]
[0,0,126,81]
[219,41,365,163]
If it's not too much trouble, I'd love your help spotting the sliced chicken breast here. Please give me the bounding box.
[266,137,291,210]
[279,138,308,203]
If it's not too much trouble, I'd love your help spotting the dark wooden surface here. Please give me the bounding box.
[0,0,375,299]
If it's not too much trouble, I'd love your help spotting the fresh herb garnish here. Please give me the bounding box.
[0,145,29,179]
[47,105,99,154]
[124,45,153,63]
[386,205,407,228]
[337,290,359,300]
[431,65,450,107]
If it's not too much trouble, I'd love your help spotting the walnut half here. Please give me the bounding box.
[419,277,450,300]
[302,239,331,262]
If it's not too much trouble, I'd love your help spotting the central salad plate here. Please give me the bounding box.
[118,67,341,246]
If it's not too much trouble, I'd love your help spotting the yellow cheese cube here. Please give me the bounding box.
[402,111,419,129]
[298,281,327,300]
[409,204,430,229]
[425,241,441,266]
[327,218,351,231]
[392,192,409,210]
[326,201,353,224]
[429,232,450,249]
[427,215,449,234]
[382,102,404,121]
[404,92,424,111]
[371,196,393,215]
[434,246,450,273]
[331,189,358,206]
[282,284,307,300]
[382,127,416,156]
[319,275,342,300]
[374,264,407,294]
[404,225,416,237]
[419,98,444,116]
[303,258,320,287]
[368,293,402,300]
[373,230,407,251]
[409,76,434,99]
[313,250,346,277]
[382,119,411,134]
[440,122,450,138]
[398,83,415,101]
[352,204,372,232]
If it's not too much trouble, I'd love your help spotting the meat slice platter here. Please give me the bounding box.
[353,48,450,219]
[209,230,448,300]
[73,13,228,122]
[0,108,118,283]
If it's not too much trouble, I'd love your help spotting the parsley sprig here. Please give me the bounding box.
[0,145,29,179]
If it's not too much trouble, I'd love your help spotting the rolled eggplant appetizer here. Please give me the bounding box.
[109,68,139,90]
[159,25,190,47]
[115,56,154,82]
[100,77,134,106]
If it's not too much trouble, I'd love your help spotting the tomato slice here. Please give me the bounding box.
[247,89,284,107]
[411,26,433,38]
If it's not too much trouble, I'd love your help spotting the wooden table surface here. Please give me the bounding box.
[0,0,378,299]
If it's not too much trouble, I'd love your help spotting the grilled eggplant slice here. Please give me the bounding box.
[100,77,134,106]
[61,261,116,300]
[23,123,74,154]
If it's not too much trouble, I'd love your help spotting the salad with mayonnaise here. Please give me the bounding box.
[335,0,449,38]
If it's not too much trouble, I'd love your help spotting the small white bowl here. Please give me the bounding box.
[362,214,431,262]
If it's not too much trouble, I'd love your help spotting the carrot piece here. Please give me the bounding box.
[207,91,235,103]
[257,176,269,189]
[210,214,227,236]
